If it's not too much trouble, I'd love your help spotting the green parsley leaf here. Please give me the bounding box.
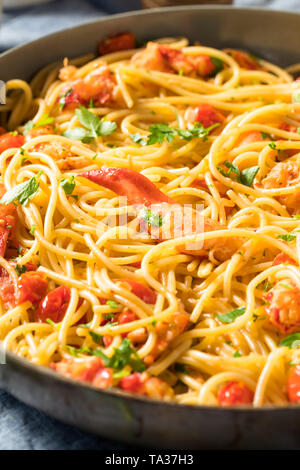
[60,175,76,195]
[217,306,246,324]
[29,224,36,236]
[146,122,219,146]
[233,351,242,358]
[46,318,56,327]
[277,234,296,242]
[239,166,259,187]
[223,160,240,175]
[139,208,163,228]
[269,141,277,150]
[59,89,73,110]
[23,114,54,134]
[280,333,300,349]
[106,300,119,309]
[63,106,117,142]
[130,133,147,146]
[210,57,224,75]
[23,121,34,134]
[261,132,271,140]
[15,264,27,276]
[174,363,190,375]
[89,331,104,345]
[93,338,146,372]
[0,174,41,206]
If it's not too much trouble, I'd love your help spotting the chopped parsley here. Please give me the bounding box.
[59,89,73,110]
[139,208,163,228]
[218,162,259,187]
[94,338,145,372]
[15,264,27,276]
[217,306,246,324]
[280,333,300,349]
[89,331,103,345]
[0,172,41,206]
[106,300,119,309]
[60,175,76,195]
[233,351,242,358]
[29,224,36,236]
[23,114,54,134]
[277,234,296,242]
[63,105,117,143]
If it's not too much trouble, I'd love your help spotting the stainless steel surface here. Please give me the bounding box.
[1,6,300,449]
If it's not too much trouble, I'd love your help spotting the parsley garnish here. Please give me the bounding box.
[106,300,119,309]
[217,306,246,324]
[239,166,259,187]
[0,173,41,206]
[261,132,271,140]
[89,331,104,345]
[277,234,296,242]
[233,351,242,358]
[174,363,190,375]
[15,264,27,276]
[133,122,220,147]
[94,338,145,372]
[60,175,76,195]
[63,106,117,143]
[29,224,36,236]
[139,208,163,227]
[269,141,277,150]
[59,89,73,111]
[23,114,54,134]
[293,94,300,104]
[280,333,300,349]
[46,318,56,327]
[210,57,224,75]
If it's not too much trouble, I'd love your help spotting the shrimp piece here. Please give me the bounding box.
[80,168,241,262]
[237,131,264,146]
[262,155,300,213]
[131,42,218,77]
[144,310,190,365]
[225,49,261,70]
[59,63,119,109]
[264,279,300,333]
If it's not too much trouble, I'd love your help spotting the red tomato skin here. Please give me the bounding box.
[0,133,25,153]
[186,104,225,128]
[119,372,145,394]
[288,365,300,403]
[120,279,157,304]
[36,285,71,323]
[272,253,296,267]
[18,272,49,305]
[98,33,136,55]
[92,367,113,389]
[217,381,254,407]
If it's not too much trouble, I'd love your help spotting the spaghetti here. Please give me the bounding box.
[1,34,300,406]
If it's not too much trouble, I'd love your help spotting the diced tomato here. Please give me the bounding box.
[18,272,48,305]
[80,167,173,207]
[226,49,261,70]
[0,133,25,154]
[98,32,136,55]
[119,372,146,394]
[264,280,300,333]
[279,122,297,133]
[103,335,113,347]
[0,215,16,258]
[272,253,296,267]
[185,104,225,128]
[93,367,113,388]
[0,267,16,309]
[288,365,300,404]
[36,286,71,323]
[217,381,254,407]
[193,55,216,77]
[119,279,157,304]
[118,310,138,324]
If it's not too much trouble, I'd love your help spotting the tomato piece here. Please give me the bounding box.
[92,367,113,389]
[264,280,300,333]
[0,215,16,258]
[80,167,173,207]
[119,279,157,304]
[0,127,6,135]
[226,49,261,70]
[98,32,136,55]
[119,372,146,394]
[272,253,296,267]
[36,285,71,323]
[0,267,16,309]
[18,272,48,305]
[288,365,300,403]
[0,133,25,154]
[217,381,254,407]
[185,104,225,128]
[192,55,216,77]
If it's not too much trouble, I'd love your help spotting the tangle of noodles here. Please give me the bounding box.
[1,33,300,407]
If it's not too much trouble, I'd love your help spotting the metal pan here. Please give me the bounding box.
[1,6,300,450]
